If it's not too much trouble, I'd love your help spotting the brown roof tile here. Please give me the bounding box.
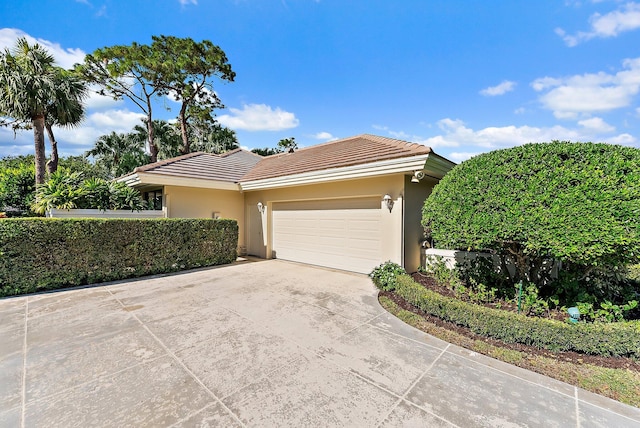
[240,134,432,182]
[134,149,262,183]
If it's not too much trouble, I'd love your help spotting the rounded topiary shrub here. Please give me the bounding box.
[422,141,640,294]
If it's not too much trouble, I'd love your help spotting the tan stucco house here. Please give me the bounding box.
[119,134,455,274]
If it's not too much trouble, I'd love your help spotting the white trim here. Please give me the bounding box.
[425,155,456,177]
[118,172,240,191]
[118,153,455,192]
[240,155,434,191]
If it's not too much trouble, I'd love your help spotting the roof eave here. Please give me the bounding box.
[118,172,241,191]
[240,154,442,191]
[423,153,456,179]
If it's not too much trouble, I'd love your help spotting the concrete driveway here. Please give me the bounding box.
[1,259,639,427]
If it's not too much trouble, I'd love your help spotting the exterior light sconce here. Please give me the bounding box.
[257,202,265,213]
[383,194,394,212]
[411,170,425,183]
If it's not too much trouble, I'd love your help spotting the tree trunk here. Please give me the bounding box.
[45,122,59,174]
[143,94,158,164]
[179,103,190,155]
[33,115,47,186]
[506,242,529,285]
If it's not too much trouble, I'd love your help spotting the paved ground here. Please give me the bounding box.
[1,259,639,428]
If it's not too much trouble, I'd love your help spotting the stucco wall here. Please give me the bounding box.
[244,175,406,267]
[163,185,245,253]
[403,175,436,272]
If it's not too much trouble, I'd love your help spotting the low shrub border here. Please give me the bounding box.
[0,218,238,297]
[385,274,640,359]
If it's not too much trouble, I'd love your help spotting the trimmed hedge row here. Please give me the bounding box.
[391,274,640,358]
[0,218,238,297]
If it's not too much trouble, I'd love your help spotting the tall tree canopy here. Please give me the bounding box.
[277,137,297,152]
[0,38,87,184]
[252,137,297,156]
[148,35,235,154]
[422,141,640,287]
[85,118,239,178]
[76,36,234,162]
[186,118,239,154]
[76,42,162,162]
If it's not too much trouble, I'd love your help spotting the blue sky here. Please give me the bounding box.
[1,0,640,162]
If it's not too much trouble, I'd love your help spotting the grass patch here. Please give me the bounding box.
[379,295,640,408]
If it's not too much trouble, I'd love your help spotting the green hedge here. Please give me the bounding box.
[0,218,238,297]
[391,274,640,358]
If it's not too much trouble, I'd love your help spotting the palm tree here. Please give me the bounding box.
[86,132,148,178]
[0,38,56,185]
[131,119,182,160]
[45,68,88,173]
[190,123,239,154]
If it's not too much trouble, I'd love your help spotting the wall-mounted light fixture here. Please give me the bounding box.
[411,170,425,183]
[257,202,265,213]
[383,194,394,212]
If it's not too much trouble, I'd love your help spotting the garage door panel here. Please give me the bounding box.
[318,218,346,229]
[347,238,380,252]
[349,218,380,230]
[272,199,383,274]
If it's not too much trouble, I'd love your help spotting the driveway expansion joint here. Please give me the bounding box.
[105,288,246,428]
[20,297,28,428]
[3,261,638,427]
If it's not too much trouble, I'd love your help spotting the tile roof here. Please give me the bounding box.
[240,134,432,182]
[133,149,262,183]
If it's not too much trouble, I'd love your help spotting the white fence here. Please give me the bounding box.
[424,248,516,276]
[423,248,559,280]
[47,208,166,219]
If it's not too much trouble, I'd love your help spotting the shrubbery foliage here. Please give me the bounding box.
[0,155,110,216]
[422,142,640,283]
[369,261,406,291]
[0,162,35,215]
[0,218,238,297]
[32,169,147,214]
[422,142,640,314]
[380,274,640,358]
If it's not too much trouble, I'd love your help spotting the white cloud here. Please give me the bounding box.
[448,152,482,162]
[0,126,33,157]
[313,132,335,140]
[86,109,146,133]
[374,119,564,151]
[557,2,640,46]
[480,80,516,96]
[415,118,637,160]
[0,109,147,158]
[607,133,636,145]
[217,104,299,131]
[179,0,197,5]
[84,86,123,110]
[578,117,615,132]
[372,125,422,142]
[0,28,86,69]
[531,57,640,118]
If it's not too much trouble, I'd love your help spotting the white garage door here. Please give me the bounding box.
[272,198,383,274]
